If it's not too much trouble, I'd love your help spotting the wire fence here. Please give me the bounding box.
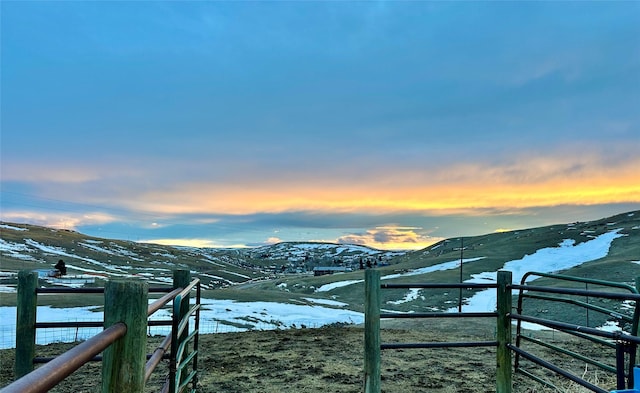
[0,316,346,350]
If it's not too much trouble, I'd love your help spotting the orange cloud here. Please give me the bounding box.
[1,163,104,183]
[140,238,249,248]
[6,148,639,222]
[0,211,117,230]
[337,226,444,251]
[125,164,638,216]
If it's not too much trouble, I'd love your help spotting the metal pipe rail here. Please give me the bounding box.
[10,270,201,393]
[512,313,640,344]
[521,293,633,323]
[146,334,172,383]
[512,272,640,391]
[380,311,497,319]
[36,287,173,294]
[146,277,201,390]
[168,278,201,393]
[381,282,498,289]
[509,344,608,393]
[512,284,640,301]
[32,318,172,330]
[514,309,640,387]
[381,341,498,350]
[28,286,178,336]
[518,335,617,373]
[148,288,182,316]
[364,270,513,393]
[378,283,500,349]
[142,287,185,383]
[520,272,638,293]
[1,323,127,393]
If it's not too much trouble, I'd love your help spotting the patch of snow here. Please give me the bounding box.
[451,230,626,313]
[315,257,486,292]
[151,252,177,259]
[22,239,129,274]
[0,298,366,349]
[109,243,140,258]
[221,270,251,279]
[199,273,233,284]
[597,320,627,333]
[382,257,485,281]
[78,242,120,255]
[316,280,363,292]
[621,300,635,311]
[0,239,32,253]
[387,288,422,305]
[0,224,28,231]
[516,321,551,331]
[302,298,348,307]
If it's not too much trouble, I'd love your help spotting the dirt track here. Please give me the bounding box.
[0,324,619,393]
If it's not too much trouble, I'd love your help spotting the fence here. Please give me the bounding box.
[2,269,200,393]
[363,269,640,393]
[511,272,640,392]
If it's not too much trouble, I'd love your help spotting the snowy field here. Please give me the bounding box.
[0,229,630,348]
[451,229,625,313]
[315,257,486,292]
[316,230,629,332]
[0,299,363,349]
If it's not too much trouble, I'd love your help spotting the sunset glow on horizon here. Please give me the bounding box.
[1,2,638,249]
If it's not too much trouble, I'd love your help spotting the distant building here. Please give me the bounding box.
[313,266,349,276]
[34,269,59,278]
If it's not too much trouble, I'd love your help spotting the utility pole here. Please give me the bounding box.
[454,237,465,312]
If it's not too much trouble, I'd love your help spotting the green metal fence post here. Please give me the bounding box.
[15,270,38,378]
[364,269,381,393]
[631,276,640,387]
[173,269,191,339]
[496,270,513,393]
[101,279,148,393]
[170,269,191,392]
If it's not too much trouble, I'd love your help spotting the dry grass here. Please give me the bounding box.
[0,323,624,393]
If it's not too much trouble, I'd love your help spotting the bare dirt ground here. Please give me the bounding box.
[0,322,620,393]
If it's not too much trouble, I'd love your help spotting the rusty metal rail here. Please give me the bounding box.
[143,287,182,382]
[9,270,200,393]
[1,323,126,393]
[146,334,172,383]
[148,288,182,316]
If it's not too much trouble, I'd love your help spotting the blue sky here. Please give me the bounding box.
[1,1,639,250]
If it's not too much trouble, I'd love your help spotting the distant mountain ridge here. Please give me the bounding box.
[0,222,400,290]
[1,210,639,296]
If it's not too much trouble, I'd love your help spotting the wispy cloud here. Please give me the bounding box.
[337,226,443,250]
[139,238,246,248]
[0,210,117,231]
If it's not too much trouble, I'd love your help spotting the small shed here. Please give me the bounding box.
[313,266,348,276]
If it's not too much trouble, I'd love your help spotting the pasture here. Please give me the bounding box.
[0,320,618,392]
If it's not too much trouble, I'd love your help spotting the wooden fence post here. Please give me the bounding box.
[364,269,381,393]
[102,279,148,393]
[15,270,38,378]
[496,270,513,393]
